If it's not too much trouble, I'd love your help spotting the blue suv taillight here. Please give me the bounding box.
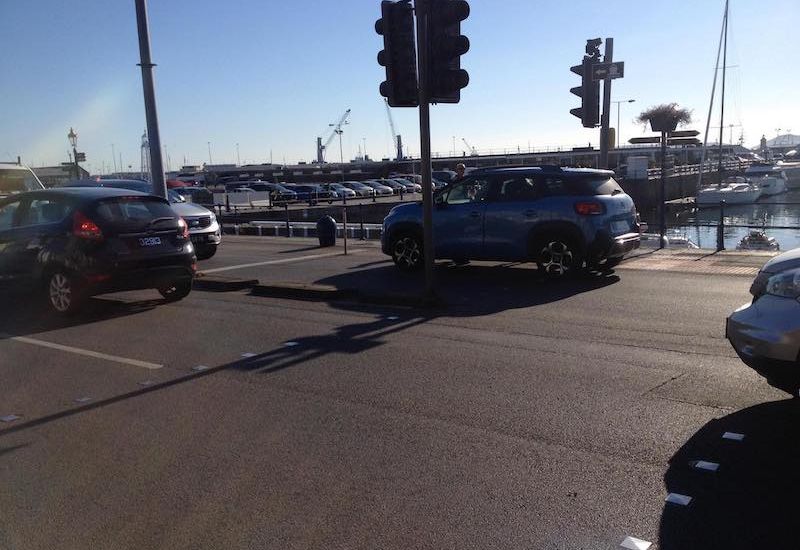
[574,201,605,215]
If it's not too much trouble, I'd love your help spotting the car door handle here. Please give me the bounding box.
[524,210,537,217]
[469,211,481,218]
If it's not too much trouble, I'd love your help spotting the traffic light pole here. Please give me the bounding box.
[414,0,435,300]
[599,38,613,169]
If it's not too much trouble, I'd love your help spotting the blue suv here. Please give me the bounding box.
[381,166,640,276]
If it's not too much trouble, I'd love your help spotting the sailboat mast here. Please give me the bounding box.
[718,0,729,175]
[697,0,728,190]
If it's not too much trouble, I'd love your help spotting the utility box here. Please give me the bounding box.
[626,156,649,179]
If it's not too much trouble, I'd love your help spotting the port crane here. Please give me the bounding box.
[316,109,351,163]
[383,99,403,161]
[462,138,477,156]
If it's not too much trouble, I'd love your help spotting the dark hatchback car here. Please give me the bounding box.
[0,188,196,314]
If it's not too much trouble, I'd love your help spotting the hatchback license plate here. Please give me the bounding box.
[139,237,162,247]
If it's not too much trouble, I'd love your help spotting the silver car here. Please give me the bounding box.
[727,247,800,395]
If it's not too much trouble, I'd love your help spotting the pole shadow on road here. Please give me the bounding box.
[316,263,621,317]
[232,315,431,376]
[659,398,800,549]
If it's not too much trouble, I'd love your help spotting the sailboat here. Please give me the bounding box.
[695,0,761,206]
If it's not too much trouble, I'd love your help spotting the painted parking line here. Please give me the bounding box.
[3,335,163,370]
[202,251,352,274]
[620,536,652,550]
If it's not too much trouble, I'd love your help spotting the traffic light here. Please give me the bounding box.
[428,0,470,104]
[376,0,419,107]
[569,39,601,128]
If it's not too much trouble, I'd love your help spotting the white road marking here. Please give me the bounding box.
[284,341,299,347]
[138,380,155,387]
[693,460,720,472]
[241,352,257,358]
[5,335,163,370]
[74,397,92,404]
[386,315,400,321]
[723,431,745,441]
[202,251,351,274]
[665,493,692,506]
[192,365,209,372]
[620,536,652,550]
[1,415,20,423]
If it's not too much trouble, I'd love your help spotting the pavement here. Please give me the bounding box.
[0,235,794,550]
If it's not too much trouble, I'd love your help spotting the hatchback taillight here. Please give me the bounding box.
[574,201,605,215]
[178,217,189,239]
[73,211,104,240]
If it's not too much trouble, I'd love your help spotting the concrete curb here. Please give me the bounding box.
[193,275,260,292]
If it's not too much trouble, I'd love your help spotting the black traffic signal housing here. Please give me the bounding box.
[376,0,419,107]
[569,39,601,128]
[428,0,470,103]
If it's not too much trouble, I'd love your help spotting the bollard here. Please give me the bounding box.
[225,194,230,213]
[717,200,726,251]
[343,205,348,256]
[372,190,376,203]
[285,203,290,238]
[399,187,404,200]
[359,203,365,241]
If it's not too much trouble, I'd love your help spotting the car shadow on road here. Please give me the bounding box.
[0,291,163,340]
[317,263,621,317]
[659,398,800,549]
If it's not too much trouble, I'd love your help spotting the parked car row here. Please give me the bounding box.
[220,177,427,204]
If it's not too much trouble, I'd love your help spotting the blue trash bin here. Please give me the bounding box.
[317,215,337,247]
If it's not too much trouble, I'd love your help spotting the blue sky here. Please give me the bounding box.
[1,0,797,173]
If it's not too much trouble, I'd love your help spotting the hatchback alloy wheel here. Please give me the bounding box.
[47,271,83,315]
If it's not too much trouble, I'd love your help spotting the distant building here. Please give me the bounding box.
[32,164,90,187]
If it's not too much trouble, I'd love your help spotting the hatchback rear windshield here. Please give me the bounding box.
[0,169,44,194]
[92,197,177,229]
[544,176,624,196]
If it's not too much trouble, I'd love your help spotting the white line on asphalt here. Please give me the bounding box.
[5,335,163,370]
[139,380,155,387]
[74,397,92,404]
[241,352,257,358]
[692,460,720,472]
[665,493,692,506]
[192,365,209,372]
[722,431,745,441]
[1,415,20,423]
[620,536,652,550]
[202,251,351,274]
[284,341,299,347]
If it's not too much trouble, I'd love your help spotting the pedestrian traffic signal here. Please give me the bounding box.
[428,0,470,104]
[569,41,600,128]
[376,0,419,107]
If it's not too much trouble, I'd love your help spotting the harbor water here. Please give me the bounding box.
[642,190,800,251]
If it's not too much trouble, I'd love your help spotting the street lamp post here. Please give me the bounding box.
[612,99,636,148]
[67,127,79,179]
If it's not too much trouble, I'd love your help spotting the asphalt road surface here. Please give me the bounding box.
[0,238,794,550]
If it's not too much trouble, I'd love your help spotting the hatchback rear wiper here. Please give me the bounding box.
[148,216,175,227]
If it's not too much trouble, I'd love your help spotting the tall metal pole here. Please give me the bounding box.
[415,0,435,299]
[659,130,667,248]
[134,0,166,198]
[718,0,728,176]
[599,38,613,168]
